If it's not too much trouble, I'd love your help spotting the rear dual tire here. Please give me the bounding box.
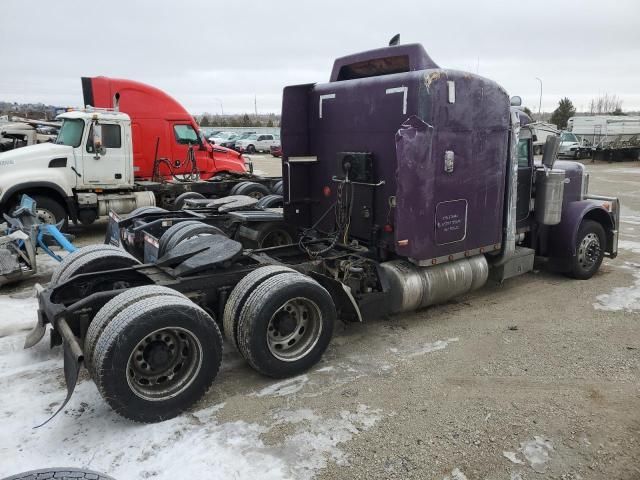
[229,181,270,199]
[51,244,139,285]
[225,268,335,378]
[90,288,222,423]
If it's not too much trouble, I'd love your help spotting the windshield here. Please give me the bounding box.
[55,119,84,147]
[244,134,258,141]
[560,132,578,143]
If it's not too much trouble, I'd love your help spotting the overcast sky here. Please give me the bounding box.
[1,0,639,115]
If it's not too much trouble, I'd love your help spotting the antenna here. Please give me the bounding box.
[389,34,400,46]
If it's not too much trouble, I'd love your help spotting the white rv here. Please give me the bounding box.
[568,116,640,147]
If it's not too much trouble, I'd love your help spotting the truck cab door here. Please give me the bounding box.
[516,137,533,227]
[170,124,200,171]
[83,122,127,186]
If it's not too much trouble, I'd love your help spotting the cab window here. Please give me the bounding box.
[173,125,199,145]
[517,139,530,167]
[56,119,84,148]
[86,123,121,153]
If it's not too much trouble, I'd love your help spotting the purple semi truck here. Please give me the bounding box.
[27,41,619,423]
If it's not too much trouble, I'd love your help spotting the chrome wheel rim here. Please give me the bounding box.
[267,297,322,362]
[35,208,57,225]
[126,327,202,401]
[578,232,601,270]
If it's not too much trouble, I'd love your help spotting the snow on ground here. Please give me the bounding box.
[443,467,468,480]
[0,337,381,480]
[594,269,640,312]
[252,375,310,397]
[519,436,554,473]
[0,285,384,479]
[618,239,640,254]
[595,256,640,312]
[0,255,460,479]
[405,337,459,357]
[502,451,524,464]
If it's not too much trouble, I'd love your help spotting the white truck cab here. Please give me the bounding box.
[57,110,134,188]
[0,109,154,227]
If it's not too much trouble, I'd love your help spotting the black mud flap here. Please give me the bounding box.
[34,319,83,428]
[23,309,46,349]
[24,284,47,349]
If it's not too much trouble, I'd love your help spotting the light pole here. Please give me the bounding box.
[535,77,542,119]
[213,98,224,116]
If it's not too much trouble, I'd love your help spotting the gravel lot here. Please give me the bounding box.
[0,157,638,479]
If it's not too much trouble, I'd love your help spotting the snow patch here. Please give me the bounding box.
[520,436,554,473]
[0,370,379,480]
[0,293,39,338]
[510,472,524,480]
[621,216,640,227]
[594,267,640,312]
[0,286,381,479]
[407,337,459,357]
[251,374,310,397]
[271,404,382,477]
[503,451,524,464]
[618,240,640,254]
[315,366,335,373]
[443,467,468,480]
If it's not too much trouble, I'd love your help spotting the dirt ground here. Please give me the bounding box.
[1,156,638,479]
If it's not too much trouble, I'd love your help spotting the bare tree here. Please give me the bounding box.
[588,94,623,115]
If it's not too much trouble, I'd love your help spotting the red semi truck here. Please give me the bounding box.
[0,77,280,227]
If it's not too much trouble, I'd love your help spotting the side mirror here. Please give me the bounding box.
[91,122,105,158]
[541,135,560,168]
[510,96,522,107]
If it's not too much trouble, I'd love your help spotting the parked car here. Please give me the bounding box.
[201,128,221,138]
[208,131,236,145]
[558,131,582,158]
[227,131,256,150]
[235,133,278,153]
[270,144,282,157]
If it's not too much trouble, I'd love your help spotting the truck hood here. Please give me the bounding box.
[0,142,73,168]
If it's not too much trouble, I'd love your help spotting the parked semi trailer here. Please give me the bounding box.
[26,41,619,424]
[0,77,281,229]
[566,115,640,161]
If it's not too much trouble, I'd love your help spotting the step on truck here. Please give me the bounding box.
[26,40,619,424]
[0,77,281,229]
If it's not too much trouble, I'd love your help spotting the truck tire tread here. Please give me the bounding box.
[84,285,187,378]
[1,468,115,480]
[567,219,606,280]
[222,265,296,351]
[234,182,270,199]
[56,249,139,285]
[229,182,249,196]
[93,295,222,423]
[162,222,226,256]
[174,192,205,211]
[158,220,206,256]
[236,272,335,377]
[50,244,129,285]
[256,194,283,209]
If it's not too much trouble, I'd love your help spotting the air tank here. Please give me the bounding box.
[534,168,565,225]
[379,255,489,314]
